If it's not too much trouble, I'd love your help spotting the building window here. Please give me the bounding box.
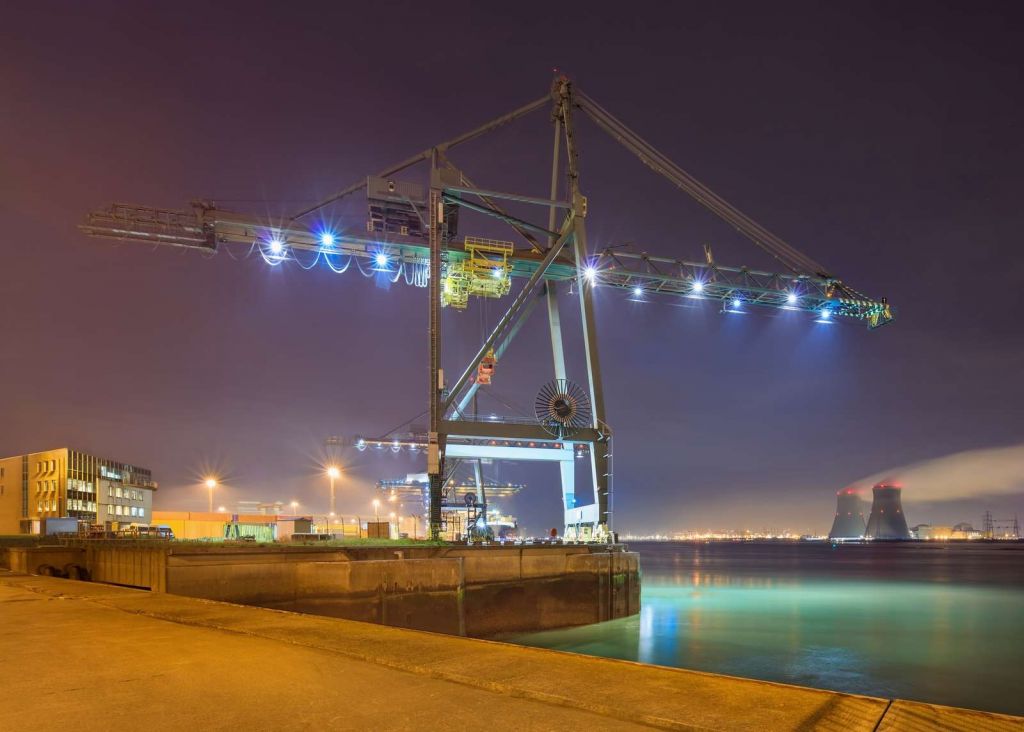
[107,505,113,516]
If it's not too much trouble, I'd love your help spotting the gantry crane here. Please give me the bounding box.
[81,76,893,542]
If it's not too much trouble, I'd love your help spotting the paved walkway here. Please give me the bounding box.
[1,572,1019,731]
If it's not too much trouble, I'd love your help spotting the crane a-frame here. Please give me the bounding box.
[81,76,893,542]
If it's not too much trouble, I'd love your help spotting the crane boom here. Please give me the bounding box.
[80,200,891,326]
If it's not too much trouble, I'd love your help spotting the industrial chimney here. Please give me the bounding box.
[828,488,866,539]
[865,482,911,540]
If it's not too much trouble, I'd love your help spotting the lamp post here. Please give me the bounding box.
[290,500,299,517]
[326,465,341,516]
[372,499,380,523]
[389,511,396,539]
[204,478,217,513]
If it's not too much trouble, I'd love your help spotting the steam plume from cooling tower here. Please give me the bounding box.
[854,443,1024,502]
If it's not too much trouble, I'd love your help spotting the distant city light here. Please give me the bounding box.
[320,232,335,247]
[268,238,284,255]
[584,266,596,280]
[732,298,741,309]
[820,309,832,320]
[375,253,389,267]
[692,281,704,293]
[633,286,643,297]
[787,292,798,305]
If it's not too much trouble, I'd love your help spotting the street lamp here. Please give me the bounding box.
[389,511,396,539]
[326,465,341,516]
[372,499,380,523]
[204,478,217,512]
[290,500,299,516]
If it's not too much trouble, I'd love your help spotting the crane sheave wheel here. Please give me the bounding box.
[535,379,592,438]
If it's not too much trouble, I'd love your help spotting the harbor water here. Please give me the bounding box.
[508,541,1024,715]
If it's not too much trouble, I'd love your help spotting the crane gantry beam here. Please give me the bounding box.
[80,200,890,324]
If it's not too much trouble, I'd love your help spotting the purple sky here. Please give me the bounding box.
[3,1,1022,534]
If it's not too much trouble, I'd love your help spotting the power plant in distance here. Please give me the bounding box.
[829,482,911,540]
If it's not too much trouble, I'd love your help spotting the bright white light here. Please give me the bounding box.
[732,298,741,308]
[326,466,341,479]
[692,281,704,293]
[269,239,284,255]
[584,267,596,280]
[633,286,643,297]
[820,309,832,319]
[320,232,335,247]
[375,253,389,267]
[787,292,798,305]
[205,478,217,489]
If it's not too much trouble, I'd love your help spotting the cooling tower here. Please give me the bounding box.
[865,482,911,539]
[828,488,866,539]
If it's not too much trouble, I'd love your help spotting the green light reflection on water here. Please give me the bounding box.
[509,577,1023,715]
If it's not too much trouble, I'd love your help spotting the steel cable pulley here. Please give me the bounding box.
[535,379,592,438]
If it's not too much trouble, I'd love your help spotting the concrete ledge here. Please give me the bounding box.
[1,572,1020,731]
[877,700,1023,731]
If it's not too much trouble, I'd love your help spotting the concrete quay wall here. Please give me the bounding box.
[2,543,639,636]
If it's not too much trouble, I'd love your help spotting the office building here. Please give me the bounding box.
[0,448,156,534]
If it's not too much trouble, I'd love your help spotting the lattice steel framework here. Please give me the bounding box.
[80,76,893,542]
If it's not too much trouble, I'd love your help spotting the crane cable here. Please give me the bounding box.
[576,91,830,279]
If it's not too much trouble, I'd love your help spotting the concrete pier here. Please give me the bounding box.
[3,542,640,636]
[1,571,1019,731]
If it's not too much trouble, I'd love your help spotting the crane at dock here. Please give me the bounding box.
[81,76,893,542]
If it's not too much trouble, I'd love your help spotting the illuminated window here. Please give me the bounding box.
[106,506,113,516]
[116,487,122,498]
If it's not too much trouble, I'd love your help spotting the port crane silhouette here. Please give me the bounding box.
[82,76,893,541]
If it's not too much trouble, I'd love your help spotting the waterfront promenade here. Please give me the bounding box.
[1,571,1019,731]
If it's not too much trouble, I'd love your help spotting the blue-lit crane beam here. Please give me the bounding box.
[79,201,890,325]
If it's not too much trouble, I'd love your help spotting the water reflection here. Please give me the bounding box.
[509,542,1024,715]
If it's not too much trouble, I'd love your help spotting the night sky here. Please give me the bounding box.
[3,1,1022,534]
